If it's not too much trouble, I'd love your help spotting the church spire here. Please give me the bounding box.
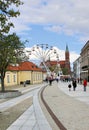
[65,44,69,62]
[65,44,70,74]
[66,44,69,52]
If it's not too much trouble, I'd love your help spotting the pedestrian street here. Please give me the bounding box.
[58,81,89,105]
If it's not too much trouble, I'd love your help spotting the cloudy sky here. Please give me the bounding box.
[11,0,89,65]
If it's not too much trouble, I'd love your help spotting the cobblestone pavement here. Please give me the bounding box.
[43,81,89,130]
[1,83,52,130]
[0,82,89,130]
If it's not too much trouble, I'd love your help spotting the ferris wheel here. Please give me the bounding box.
[27,44,59,76]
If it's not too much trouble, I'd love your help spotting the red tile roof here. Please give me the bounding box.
[7,61,42,71]
[7,65,19,71]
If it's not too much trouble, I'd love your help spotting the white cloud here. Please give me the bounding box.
[25,46,80,64]
[44,25,62,33]
[70,52,80,63]
[10,17,32,34]
[79,35,89,43]
[10,0,89,41]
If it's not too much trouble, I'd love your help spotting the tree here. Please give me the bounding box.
[49,65,56,72]
[0,0,28,92]
[0,0,25,92]
[0,33,29,92]
[0,0,23,34]
[62,67,69,75]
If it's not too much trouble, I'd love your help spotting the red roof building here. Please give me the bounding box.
[5,61,43,86]
[40,45,71,75]
[7,61,42,72]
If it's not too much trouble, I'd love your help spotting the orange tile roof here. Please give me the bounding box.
[7,61,42,71]
[7,65,19,71]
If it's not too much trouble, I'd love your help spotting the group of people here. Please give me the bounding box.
[68,78,87,92]
[46,75,88,91]
[45,75,60,86]
[68,79,77,91]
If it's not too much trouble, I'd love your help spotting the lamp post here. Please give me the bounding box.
[27,44,58,77]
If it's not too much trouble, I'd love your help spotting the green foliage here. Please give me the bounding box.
[0,33,28,91]
[49,64,61,74]
[0,0,23,34]
[0,33,28,70]
[49,66,53,72]
[0,0,29,92]
[62,67,69,75]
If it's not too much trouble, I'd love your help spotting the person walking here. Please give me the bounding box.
[83,79,87,91]
[68,84,72,91]
[23,81,26,87]
[48,76,53,86]
[56,76,59,83]
[72,79,77,91]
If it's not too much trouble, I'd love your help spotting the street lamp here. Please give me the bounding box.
[27,44,59,77]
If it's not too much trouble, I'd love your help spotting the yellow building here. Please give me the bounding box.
[3,61,43,87]
[4,71,18,86]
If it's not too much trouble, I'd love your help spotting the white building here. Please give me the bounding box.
[73,56,81,80]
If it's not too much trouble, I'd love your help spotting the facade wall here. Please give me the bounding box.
[4,71,18,87]
[80,41,89,81]
[17,71,43,85]
[0,70,43,87]
[0,61,43,87]
[73,57,81,79]
[17,71,32,84]
[32,71,43,84]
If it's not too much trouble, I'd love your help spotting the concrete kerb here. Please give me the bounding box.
[0,84,43,99]
[33,86,52,130]
[6,83,52,130]
[0,91,22,99]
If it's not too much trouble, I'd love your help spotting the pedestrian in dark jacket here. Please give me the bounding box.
[48,76,53,86]
[68,84,72,91]
[72,79,77,91]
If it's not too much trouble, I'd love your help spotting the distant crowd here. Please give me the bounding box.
[68,78,87,92]
[45,75,88,92]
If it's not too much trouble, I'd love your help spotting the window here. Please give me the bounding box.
[7,75,10,83]
[13,75,16,82]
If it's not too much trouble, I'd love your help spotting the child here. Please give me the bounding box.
[68,84,71,91]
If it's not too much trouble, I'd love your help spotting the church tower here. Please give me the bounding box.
[65,45,71,74]
[65,44,69,62]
